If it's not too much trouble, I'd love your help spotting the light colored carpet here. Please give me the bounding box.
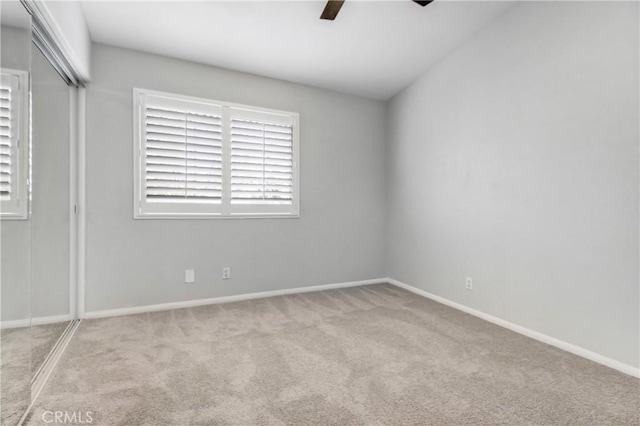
[31,322,71,375]
[1,321,70,426]
[1,327,31,426]
[26,284,639,425]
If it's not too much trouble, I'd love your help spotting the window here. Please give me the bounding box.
[0,69,29,220]
[133,89,299,219]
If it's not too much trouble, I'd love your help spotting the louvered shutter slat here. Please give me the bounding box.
[230,157,292,167]
[231,148,292,161]
[144,105,222,203]
[230,117,293,204]
[146,172,221,181]
[0,85,11,201]
[146,141,222,155]
[230,169,291,178]
[231,141,291,154]
[230,134,292,148]
[231,163,292,173]
[147,165,221,177]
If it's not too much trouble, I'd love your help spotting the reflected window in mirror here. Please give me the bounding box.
[0,68,29,219]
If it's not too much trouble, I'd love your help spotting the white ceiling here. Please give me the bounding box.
[80,0,515,100]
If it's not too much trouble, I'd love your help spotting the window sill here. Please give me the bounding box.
[0,212,29,221]
[133,213,300,220]
[0,217,30,221]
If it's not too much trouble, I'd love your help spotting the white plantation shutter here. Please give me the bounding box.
[134,89,299,219]
[230,114,294,205]
[0,83,12,201]
[0,69,28,219]
[144,105,223,203]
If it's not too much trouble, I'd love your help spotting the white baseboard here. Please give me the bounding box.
[387,278,640,378]
[84,278,387,320]
[80,276,640,378]
[1,314,72,330]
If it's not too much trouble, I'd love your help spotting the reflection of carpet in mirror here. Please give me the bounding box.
[26,284,640,425]
[1,327,30,426]
[30,322,69,375]
[1,321,69,426]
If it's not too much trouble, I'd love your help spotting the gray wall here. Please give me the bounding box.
[84,44,387,312]
[387,1,639,368]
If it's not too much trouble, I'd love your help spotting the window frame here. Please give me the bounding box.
[0,68,30,220]
[133,88,300,220]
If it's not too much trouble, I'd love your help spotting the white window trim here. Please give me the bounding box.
[1,68,30,220]
[133,88,300,220]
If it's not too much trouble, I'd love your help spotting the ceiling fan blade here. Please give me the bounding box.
[413,0,434,6]
[320,0,345,21]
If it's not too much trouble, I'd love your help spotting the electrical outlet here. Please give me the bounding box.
[185,269,195,283]
[222,267,231,280]
[466,277,473,290]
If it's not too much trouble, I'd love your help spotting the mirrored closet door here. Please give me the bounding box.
[1,2,80,425]
[1,4,33,424]
[28,16,74,393]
